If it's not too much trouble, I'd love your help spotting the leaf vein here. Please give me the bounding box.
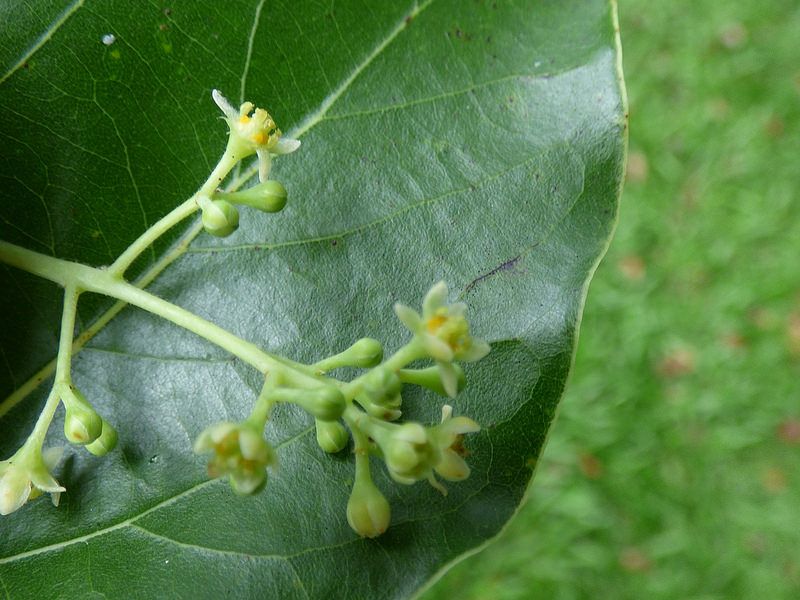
[0,0,85,86]
[288,0,436,139]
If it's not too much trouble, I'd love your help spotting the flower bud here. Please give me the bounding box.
[356,397,402,422]
[361,366,402,407]
[315,420,349,453]
[381,423,437,482]
[215,180,288,213]
[398,364,466,397]
[344,338,384,368]
[0,466,32,516]
[313,338,384,372]
[271,385,346,421]
[346,478,391,538]
[195,421,275,495]
[60,386,103,445]
[202,199,239,237]
[85,420,118,456]
[229,470,268,496]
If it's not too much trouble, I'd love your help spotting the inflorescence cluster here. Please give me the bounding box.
[0,91,489,537]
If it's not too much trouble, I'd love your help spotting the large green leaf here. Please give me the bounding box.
[0,0,625,597]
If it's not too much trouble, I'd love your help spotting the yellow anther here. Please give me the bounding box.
[426,314,447,333]
[239,115,251,124]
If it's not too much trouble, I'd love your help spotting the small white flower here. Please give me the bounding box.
[0,446,65,516]
[394,282,491,396]
[431,405,480,483]
[212,89,300,182]
[194,421,276,495]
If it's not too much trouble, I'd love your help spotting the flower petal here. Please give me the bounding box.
[445,415,480,436]
[272,138,301,155]
[437,361,459,398]
[256,148,272,183]
[435,449,471,481]
[448,302,468,318]
[0,469,32,516]
[394,303,423,332]
[427,472,448,495]
[41,446,64,470]
[424,335,454,362]
[211,89,238,120]
[230,471,267,496]
[459,339,491,362]
[393,423,427,444]
[29,470,65,494]
[422,281,448,317]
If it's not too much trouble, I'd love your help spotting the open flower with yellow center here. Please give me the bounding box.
[394,281,491,396]
[194,421,276,495]
[430,405,480,483]
[212,89,300,182]
[364,405,479,493]
[0,446,65,516]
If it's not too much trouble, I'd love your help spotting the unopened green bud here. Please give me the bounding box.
[85,420,118,456]
[315,419,349,453]
[344,338,384,368]
[398,364,465,396]
[272,386,346,421]
[215,180,288,213]
[313,338,384,372]
[347,478,391,538]
[61,386,103,445]
[230,471,268,496]
[202,199,239,237]
[356,395,402,422]
[381,423,437,482]
[361,366,402,407]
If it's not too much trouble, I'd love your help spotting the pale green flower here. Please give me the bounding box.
[394,281,491,396]
[212,90,300,182]
[194,421,276,495]
[0,446,65,516]
[430,405,480,482]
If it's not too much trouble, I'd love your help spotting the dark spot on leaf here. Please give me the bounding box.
[464,254,523,294]
[163,7,171,16]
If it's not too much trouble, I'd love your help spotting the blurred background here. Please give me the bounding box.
[425,0,800,598]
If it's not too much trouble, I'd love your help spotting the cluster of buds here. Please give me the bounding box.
[194,282,490,538]
[198,91,299,238]
[0,383,116,516]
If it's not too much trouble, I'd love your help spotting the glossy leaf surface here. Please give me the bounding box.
[0,1,625,597]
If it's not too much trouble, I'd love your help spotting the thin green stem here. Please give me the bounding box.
[248,376,277,429]
[0,241,324,389]
[54,286,80,386]
[26,286,79,448]
[109,145,243,278]
[109,198,198,277]
[342,339,425,399]
[351,426,373,484]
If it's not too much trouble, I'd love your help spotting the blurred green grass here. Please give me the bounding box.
[424,0,800,598]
